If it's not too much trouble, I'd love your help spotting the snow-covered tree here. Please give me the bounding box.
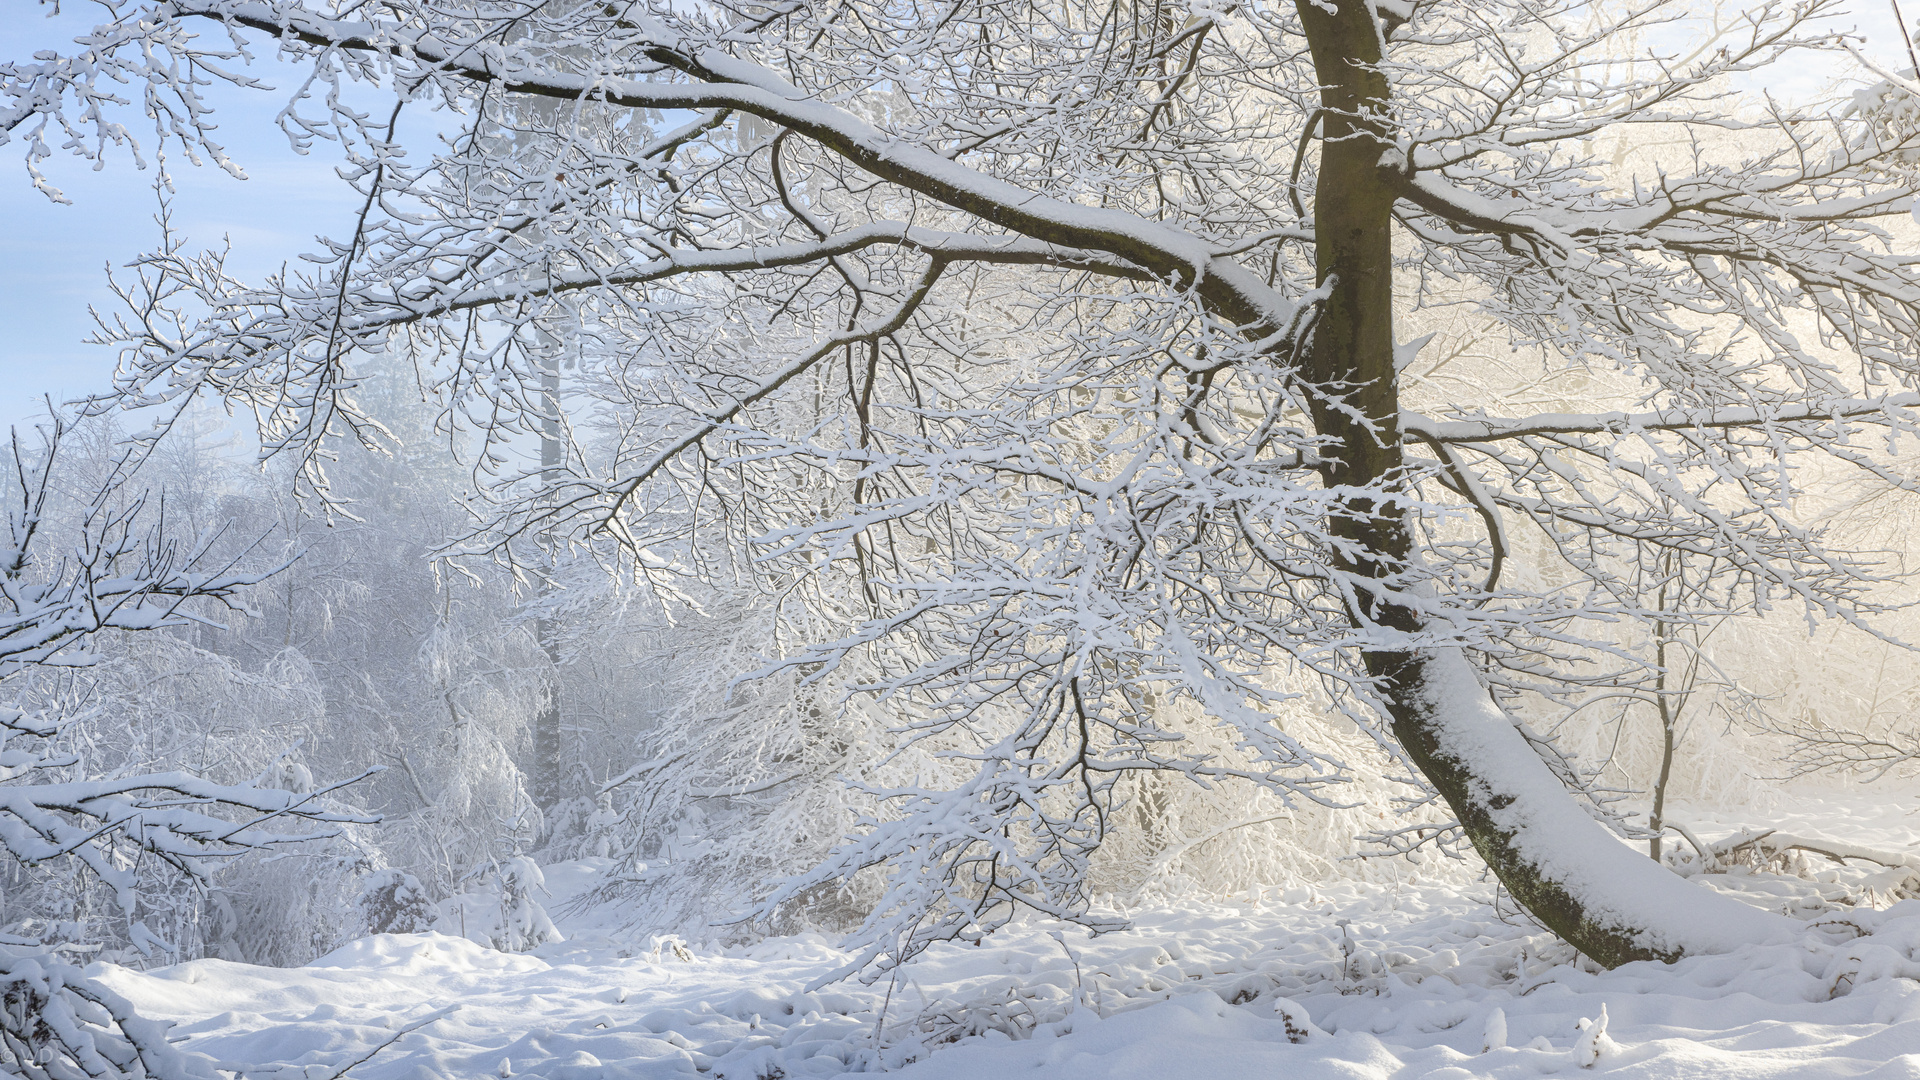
[11,0,1920,971]
[175,366,558,911]
[487,855,562,952]
[0,417,377,1074]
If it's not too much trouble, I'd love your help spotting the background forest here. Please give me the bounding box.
[6,335,1916,976]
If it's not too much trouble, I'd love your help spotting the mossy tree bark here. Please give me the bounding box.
[1292,0,1786,968]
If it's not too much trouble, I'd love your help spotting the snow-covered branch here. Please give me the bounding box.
[1403,394,1920,444]
[1,421,270,676]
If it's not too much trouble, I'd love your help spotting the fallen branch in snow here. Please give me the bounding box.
[1665,826,1920,906]
[1705,829,1920,873]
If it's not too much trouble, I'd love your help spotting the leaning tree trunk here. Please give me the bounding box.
[1292,0,1795,966]
[1367,650,1791,965]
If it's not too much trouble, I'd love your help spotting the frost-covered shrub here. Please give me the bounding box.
[1085,687,1442,907]
[475,858,562,953]
[357,870,437,936]
[545,793,622,862]
[215,850,374,968]
[582,795,621,860]
[559,589,908,944]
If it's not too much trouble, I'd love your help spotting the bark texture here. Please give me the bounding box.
[1294,0,1792,967]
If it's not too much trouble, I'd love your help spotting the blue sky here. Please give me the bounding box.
[0,1,1909,435]
[1,6,363,433]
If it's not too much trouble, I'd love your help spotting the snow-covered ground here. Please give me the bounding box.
[95,791,1920,1079]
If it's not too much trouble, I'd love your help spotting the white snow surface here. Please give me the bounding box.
[93,795,1920,1080]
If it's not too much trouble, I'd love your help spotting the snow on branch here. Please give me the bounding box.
[0,954,200,1080]
[1,421,271,677]
[1403,394,1920,444]
[46,0,1299,332]
[0,759,378,912]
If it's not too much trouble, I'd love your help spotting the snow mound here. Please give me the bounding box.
[304,931,555,976]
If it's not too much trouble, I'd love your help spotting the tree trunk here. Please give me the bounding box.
[1293,0,1795,966]
[533,362,564,817]
[533,616,562,813]
[1649,592,1680,864]
[1368,649,1789,965]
